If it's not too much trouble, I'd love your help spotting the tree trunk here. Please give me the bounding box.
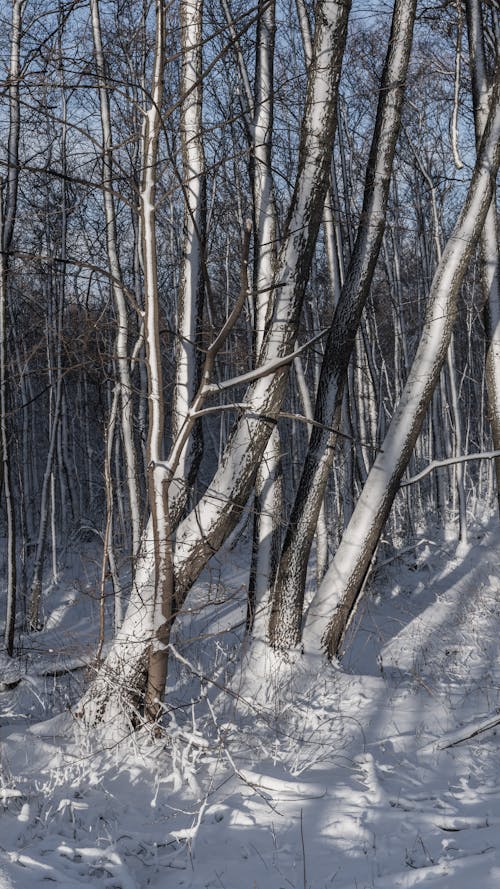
[465,0,500,517]
[269,0,417,649]
[1,0,22,655]
[302,70,500,656]
[247,0,284,635]
[136,0,175,724]
[170,0,206,524]
[76,0,351,724]
[29,44,69,628]
[90,0,142,561]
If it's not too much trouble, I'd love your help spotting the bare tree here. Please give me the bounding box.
[303,65,500,657]
[247,0,284,637]
[76,0,352,724]
[170,0,206,524]
[90,0,142,559]
[269,0,417,650]
[465,0,500,517]
[1,0,23,654]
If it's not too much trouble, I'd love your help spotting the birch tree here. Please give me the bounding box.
[170,0,206,524]
[465,0,500,516]
[269,0,417,649]
[76,0,352,724]
[90,0,142,559]
[1,0,23,655]
[247,0,284,637]
[302,64,500,657]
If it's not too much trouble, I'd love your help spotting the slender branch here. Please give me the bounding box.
[159,219,253,490]
[400,450,500,487]
[451,0,465,170]
[203,328,328,395]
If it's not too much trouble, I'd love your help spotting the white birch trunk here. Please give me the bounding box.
[76,0,351,723]
[137,0,176,723]
[269,0,417,649]
[247,0,283,634]
[303,72,500,656]
[90,0,141,560]
[293,355,329,587]
[1,0,22,655]
[173,0,350,596]
[170,0,206,523]
[465,0,500,516]
[29,50,69,628]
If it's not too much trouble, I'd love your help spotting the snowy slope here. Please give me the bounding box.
[2,522,500,888]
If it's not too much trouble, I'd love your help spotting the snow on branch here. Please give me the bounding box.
[203,328,328,395]
[400,450,500,487]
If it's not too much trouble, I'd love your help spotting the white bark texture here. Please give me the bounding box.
[136,0,176,722]
[90,0,142,559]
[302,68,500,656]
[248,0,283,633]
[269,0,417,649]
[465,0,500,515]
[173,0,350,595]
[1,0,22,655]
[76,0,351,723]
[170,0,206,523]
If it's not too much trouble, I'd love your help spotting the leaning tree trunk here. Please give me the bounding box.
[269,0,417,650]
[76,0,351,725]
[302,68,500,657]
[465,0,500,517]
[295,0,342,584]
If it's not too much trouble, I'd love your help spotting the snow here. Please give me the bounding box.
[3,520,500,887]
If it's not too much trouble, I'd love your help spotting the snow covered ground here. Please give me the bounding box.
[2,520,500,888]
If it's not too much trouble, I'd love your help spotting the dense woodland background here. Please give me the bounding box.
[0,0,499,724]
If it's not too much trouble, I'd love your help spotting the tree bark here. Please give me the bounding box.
[76,0,351,724]
[170,0,206,524]
[1,0,23,655]
[247,0,284,635]
[90,0,142,560]
[302,68,500,657]
[465,0,500,517]
[269,0,417,649]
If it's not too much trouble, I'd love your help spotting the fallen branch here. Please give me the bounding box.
[421,710,500,752]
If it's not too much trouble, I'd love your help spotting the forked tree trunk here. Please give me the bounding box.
[302,70,500,657]
[76,0,351,724]
[172,0,350,602]
[269,0,417,649]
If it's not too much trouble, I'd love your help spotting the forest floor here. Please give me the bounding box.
[2,517,500,888]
